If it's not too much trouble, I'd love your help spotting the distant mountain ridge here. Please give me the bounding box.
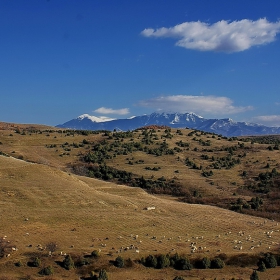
[56,112,280,137]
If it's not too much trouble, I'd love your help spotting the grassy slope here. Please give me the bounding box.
[0,155,279,278]
[2,125,280,217]
[0,124,280,279]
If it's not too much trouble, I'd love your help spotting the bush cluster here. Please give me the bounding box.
[141,253,224,270]
[257,253,278,271]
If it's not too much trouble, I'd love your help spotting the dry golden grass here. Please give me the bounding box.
[1,124,280,278]
[0,155,280,279]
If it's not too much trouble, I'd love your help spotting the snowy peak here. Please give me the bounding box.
[148,112,204,125]
[57,112,280,137]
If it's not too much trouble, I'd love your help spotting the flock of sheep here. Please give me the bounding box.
[1,218,279,262]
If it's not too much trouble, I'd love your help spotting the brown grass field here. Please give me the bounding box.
[0,123,280,279]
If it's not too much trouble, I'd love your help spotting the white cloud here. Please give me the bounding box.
[141,18,280,52]
[253,115,280,127]
[93,107,130,115]
[78,114,115,122]
[138,95,253,116]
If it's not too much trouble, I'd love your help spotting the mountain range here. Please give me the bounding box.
[56,112,280,137]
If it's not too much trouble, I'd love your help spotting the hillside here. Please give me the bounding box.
[1,124,280,220]
[0,123,280,279]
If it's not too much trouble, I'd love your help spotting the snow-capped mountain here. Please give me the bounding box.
[56,112,280,137]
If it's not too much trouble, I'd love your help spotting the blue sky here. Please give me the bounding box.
[1,0,280,126]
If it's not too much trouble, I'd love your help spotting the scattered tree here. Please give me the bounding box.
[91,250,100,258]
[114,256,124,268]
[250,270,259,280]
[39,265,54,276]
[33,257,41,267]
[257,260,266,272]
[174,257,192,270]
[145,255,157,268]
[62,254,75,270]
[263,253,277,268]
[211,257,225,269]
[156,254,170,269]
[97,269,108,280]
[200,257,211,269]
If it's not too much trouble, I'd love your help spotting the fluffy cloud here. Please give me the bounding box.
[253,115,280,127]
[141,18,280,52]
[138,95,253,115]
[93,107,130,115]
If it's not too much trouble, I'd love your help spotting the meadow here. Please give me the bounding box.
[0,122,280,279]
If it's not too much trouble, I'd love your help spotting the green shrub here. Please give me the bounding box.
[75,256,90,267]
[263,253,277,268]
[97,269,108,280]
[91,250,100,258]
[201,257,211,269]
[250,270,259,280]
[33,257,41,267]
[169,253,180,267]
[156,254,170,269]
[15,261,23,267]
[174,257,192,270]
[145,255,157,268]
[39,265,54,275]
[257,260,266,272]
[63,254,75,270]
[114,256,124,268]
[211,257,225,269]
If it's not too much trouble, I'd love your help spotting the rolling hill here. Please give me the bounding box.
[0,123,280,279]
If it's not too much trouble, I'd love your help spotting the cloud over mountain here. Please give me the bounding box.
[253,115,280,127]
[93,107,130,115]
[138,95,253,116]
[141,18,280,52]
